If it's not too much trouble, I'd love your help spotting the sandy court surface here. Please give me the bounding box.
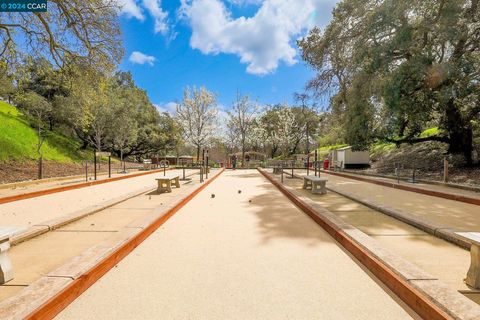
[350,173,480,200]
[57,170,416,320]
[0,171,207,302]
[295,170,480,231]
[0,169,195,228]
[0,168,158,198]
[278,173,475,296]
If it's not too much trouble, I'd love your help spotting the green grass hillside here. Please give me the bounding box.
[0,101,88,162]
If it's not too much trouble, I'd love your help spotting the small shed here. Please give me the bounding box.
[331,146,370,169]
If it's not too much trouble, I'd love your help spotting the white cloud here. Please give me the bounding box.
[226,0,263,5]
[129,51,156,65]
[154,102,178,114]
[143,0,170,35]
[179,0,337,75]
[115,0,145,20]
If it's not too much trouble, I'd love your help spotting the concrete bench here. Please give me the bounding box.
[455,232,480,289]
[156,175,180,193]
[303,176,328,194]
[0,227,22,284]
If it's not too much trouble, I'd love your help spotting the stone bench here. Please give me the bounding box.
[156,175,180,193]
[303,176,328,195]
[1,227,23,284]
[455,232,480,289]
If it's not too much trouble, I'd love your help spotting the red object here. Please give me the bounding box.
[323,159,330,170]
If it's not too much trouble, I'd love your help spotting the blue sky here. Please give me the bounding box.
[116,0,338,112]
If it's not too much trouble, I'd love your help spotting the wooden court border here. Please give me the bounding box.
[0,168,175,205]
[320,170,480,206]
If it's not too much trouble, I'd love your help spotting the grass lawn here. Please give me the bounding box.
[0,101,89,162]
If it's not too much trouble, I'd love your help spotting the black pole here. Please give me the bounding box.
[281,162,284,183]
[314,150,318,177]
[85,161,88,181]
[206,151,209,179]
[38,156,43,180]
[94,149,97,181]
[412,163,416,183]
[182,159,186,180]
[108,156,111,178]
[291,160,294,178]
[307,154,310,176]
[164,148,167,176]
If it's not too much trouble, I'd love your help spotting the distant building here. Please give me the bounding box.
[150,155,194,166]
[330,146,370,169]
[228,151,267,168]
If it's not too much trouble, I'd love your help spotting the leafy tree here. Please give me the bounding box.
[0,61,14,101]
[15,58,71,130]
[15,91,52,178]
[299,0,480,164]
[294,92,321,153]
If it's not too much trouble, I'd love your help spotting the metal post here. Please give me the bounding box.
[307,154,310,176]
[412,163,416,183]
[206,150,209,179]
[291,160,294,178]
[281,162,284,183]
[85,161,88,181]
[164,147,167,176]
[182,159,186,180]
[38,156,43,180]
[108,156,111,178]
[443,157,449,183]
[395,163,400,184]
[314,150,318,177]
[94,149,97,181]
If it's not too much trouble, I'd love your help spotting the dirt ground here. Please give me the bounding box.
[364,142,480,186]
[0,160,140,184]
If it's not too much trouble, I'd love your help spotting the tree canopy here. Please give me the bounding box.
[298,0,480,164]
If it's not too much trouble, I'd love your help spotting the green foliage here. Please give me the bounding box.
[316,144,348,152]
[419,127,442,139]
[299,0,480,164]
[370,141,396,159]
[0,101,89,162]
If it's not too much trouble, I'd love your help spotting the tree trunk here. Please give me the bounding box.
[241,138,246,168]
[196,145,200,163]
[38,156,43,180]
[121,149,125,172]
[445,99,473,165]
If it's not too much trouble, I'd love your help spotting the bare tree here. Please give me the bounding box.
[176,86,218,161]
[227,92,259,166]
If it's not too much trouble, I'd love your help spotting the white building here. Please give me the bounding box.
[330,146,370,169]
